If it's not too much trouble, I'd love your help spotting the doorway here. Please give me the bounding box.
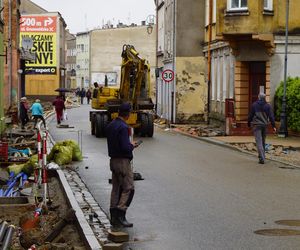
[249,62,266,109]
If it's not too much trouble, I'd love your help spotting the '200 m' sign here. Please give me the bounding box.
[20,15,57,75]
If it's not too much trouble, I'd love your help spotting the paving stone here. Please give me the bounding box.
[108,230,129,243]
[102,243,123,250]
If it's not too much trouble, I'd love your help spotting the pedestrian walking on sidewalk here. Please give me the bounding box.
[20,97,29,130]
[248,93,276,164]
[106,103,140,227]
[80,88,86,104]
[86,89,91,104]
[30,99,46,129]
[52,95,65,125]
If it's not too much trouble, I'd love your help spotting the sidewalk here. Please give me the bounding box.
[213,135,300,148]
[169,126,300,167]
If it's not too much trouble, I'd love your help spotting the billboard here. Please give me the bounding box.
[20,16,57,75]
[91,72,118,86]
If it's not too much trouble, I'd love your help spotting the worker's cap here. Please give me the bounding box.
[20,97,27,101]
[119,103,131,113]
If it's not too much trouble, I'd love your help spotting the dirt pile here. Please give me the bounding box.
[0,176,86,249]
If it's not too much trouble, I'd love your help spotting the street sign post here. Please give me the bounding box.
[162,69,174,83]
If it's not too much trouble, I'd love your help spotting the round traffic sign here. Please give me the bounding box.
[162,69,174,82]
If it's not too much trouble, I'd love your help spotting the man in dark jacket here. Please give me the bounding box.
[106,103,139,227]
[20,97,29,130]
[80,88,86,104]
[248,93,276,164]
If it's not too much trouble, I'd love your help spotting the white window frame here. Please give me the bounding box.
[227,0,248,11]
[264,0,273,11]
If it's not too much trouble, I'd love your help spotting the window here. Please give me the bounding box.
[264,0,273,10]
[211,57,216,101]
[228,0,247,10]
[217,56,221,101]
[222,55,227,101]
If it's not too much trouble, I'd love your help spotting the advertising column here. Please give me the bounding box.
[20,15,58,96]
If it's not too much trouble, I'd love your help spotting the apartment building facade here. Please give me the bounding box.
[66,30,76,89]
[90,25,156,91]
[156,0,207,124]
[76,31,90,88]
[205,0,300,135]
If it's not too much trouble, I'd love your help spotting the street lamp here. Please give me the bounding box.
[146,14,155,34]
[278,0,289,137]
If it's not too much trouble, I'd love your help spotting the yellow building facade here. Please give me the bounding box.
[205,0,300,135]
[20,13,66,98]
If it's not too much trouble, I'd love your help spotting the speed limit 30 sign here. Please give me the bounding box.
[162,69,174,83]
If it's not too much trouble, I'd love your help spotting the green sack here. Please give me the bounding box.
[29,154,38,168]
[8,164,25,175]
[53,145,73,165]
[63,140,83,161]
[47,142,64,161]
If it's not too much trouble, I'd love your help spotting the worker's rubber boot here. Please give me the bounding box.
[110,208,121,226]
[117,209,133,228]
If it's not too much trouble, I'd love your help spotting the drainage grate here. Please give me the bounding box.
[254,229,300,236]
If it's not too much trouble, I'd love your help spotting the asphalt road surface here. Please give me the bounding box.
[49,104,300,250]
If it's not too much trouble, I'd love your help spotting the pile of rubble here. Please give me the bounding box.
[155,118,225,137]
[231,143,300,166]
[173,125,225,137]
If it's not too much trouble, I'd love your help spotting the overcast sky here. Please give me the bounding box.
[31,0,156,34]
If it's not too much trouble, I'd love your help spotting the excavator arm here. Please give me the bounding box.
[119,45,153,111]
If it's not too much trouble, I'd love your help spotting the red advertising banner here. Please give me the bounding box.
[20,16,57,32]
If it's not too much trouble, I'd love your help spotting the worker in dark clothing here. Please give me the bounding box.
[86,89,92,104]
[248,93,276,164]
[92,82,99,98]
[52,96,65,125]
[20,97,29,130]
[106,103,140,227]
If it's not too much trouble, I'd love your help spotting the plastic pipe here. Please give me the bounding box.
[0,221,8,242]
[1,225,15,250]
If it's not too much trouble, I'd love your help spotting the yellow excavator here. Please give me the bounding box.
[89,44,154,138]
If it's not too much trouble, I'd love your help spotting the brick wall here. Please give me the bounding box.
[234,61,249,121]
